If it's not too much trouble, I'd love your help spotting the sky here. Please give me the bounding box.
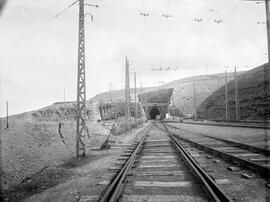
[0,0,267,116]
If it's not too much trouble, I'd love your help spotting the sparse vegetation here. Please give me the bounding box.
[197,64,270,120]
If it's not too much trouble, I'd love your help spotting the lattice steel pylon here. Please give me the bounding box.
[76,0,87,158]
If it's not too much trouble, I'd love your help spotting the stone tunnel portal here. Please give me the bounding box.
[149,107,160,119]
[139,88,174,120]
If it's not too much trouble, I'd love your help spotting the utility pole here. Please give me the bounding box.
[76,0,86,158]
[265,0,270,63]
[265,1,270,123]
[6,101,9,129]
[109,83,113,101]
[234,66,239,121]
[125,56,131,133]
[242,0,270,62]
[193,83,197,121]
[108,83,110,101]
[134,72,137,127]
[64,88,66,103]
[140,82,143,103]
[172,95,175,120]
[225,69,229,121]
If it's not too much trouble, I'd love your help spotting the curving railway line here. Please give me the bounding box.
[98,122,232,202]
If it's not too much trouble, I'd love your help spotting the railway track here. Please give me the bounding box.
[164,120,270,129]
[99,122,231,202]
[164,123,270,176]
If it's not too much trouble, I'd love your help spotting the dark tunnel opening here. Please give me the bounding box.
[150,107,160,119]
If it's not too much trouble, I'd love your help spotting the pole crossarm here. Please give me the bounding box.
[85,3,99,7]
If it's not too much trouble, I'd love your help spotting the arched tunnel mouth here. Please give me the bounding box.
[150,107,160,119]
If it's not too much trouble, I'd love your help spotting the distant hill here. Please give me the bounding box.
[6,101,101,123]
[89,87,154,103]
[90,73,241,117]
[197,64,270,120]
[160,72,240,116]
[2,71,247,122]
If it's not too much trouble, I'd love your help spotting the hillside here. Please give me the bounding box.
[160,72,239,116]
[2,71,244,124]
[90,72,240,117]
[197,64,270,120]
[1,69,261,190]
[89,87,154,103]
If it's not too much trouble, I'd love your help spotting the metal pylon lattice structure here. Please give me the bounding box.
[76,0,86,158]
[125,56,131,133]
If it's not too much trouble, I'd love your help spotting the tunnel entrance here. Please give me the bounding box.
[150,107,160,119]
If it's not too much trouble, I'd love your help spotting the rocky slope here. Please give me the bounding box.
[197,64,270,120]
[91,73,239,117]
[161,72,238,117]
[2,69,260,190]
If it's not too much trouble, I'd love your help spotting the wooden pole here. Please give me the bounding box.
[6,101,9,129]
[265,1,270,123]
[193,83,197,121]
[64,88,66,103]
[125,56,131,133]
[225,70,228,121]
[265,0,270,63]
[134,72,137,127]
[234,66,239,121]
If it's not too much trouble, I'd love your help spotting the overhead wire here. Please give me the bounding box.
[221,1,243,21]
[192,0,245,24]
[52,0,79,19]
[2,0,79,55]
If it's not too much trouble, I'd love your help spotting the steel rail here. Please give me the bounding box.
[202,134,270,156]
[99,128,149,202]
[161,122,232,202]
[163,123,270,177]
[164,120,270,129]
[166,123,270,156]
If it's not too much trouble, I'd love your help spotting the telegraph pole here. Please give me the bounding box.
[193,83,197,121]
[76,0,86,158]
[140,82,143,103]
[234,66,239,121]
[172,95,175,120]
[134,72,137,127]
[6,101,9,129]
[125,56,131,133]
[225,69,229,121]
[242,0,270,62]
[265,0,270,63]
[64,88,65,103]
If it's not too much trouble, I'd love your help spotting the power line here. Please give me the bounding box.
[53,0,79,19]
[193,1,245,24]
[222,1,243,20]
[2,0,79,55]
